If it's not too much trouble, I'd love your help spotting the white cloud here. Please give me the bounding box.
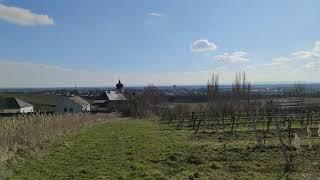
[214,51,250,63]
[292,51,315,59]
[264,40,320,69]
[266,41,320,67]
[304,61,320,70]
[263,57,293,66]
[292,41,320,60]
[191,39,218,53]
[252,40,320,83]
[148,12,165,17]
[0,3,54,26]
[272,57,292,63]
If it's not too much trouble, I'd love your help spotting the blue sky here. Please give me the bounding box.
[1,0,320,87]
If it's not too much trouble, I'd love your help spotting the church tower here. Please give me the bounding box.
[116,80,124,93]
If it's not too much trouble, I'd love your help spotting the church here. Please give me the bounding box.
[91,80,127,113]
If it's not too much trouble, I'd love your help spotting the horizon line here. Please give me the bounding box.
[1,82,320,89]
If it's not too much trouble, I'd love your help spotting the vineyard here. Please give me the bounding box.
[153,74,320,177]
[158,100,320,177]
[160,106,320,134]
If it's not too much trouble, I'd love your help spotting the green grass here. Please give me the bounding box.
[5,118,320,179]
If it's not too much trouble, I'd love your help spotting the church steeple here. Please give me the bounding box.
[116,80,124,93]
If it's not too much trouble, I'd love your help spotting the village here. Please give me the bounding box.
[0,80,127,115]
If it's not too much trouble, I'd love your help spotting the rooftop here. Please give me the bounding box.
[0,97,33,109]
[106,91,127,101]
[69,96,90,106]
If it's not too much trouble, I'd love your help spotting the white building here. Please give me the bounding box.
[0,97,34,114]
[55,96,91,113]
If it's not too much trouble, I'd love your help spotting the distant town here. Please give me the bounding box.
[2,83,320,98]
[2,81,320,115]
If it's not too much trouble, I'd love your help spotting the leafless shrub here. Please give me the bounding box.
[126,85,166,117]
[193,104,207,135]
[274,113,293,172]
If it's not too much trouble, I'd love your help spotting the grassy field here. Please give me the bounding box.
[4,118,320,179]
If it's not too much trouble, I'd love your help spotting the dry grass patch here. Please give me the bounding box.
[0,113,111,162]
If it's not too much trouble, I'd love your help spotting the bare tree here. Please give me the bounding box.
[230,72,251,133]
[294,82,305,106]
[207,72,220,113]
[127,85,165,117]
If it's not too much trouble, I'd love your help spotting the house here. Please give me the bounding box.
[0,97,34,114]
[55,96,91,113]
[91,99,109,112]
[91,91,127,112]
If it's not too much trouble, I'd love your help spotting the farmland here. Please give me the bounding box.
[1,117,319,179]
[1,82,320,179]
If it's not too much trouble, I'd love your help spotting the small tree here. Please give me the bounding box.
[294,82,305,106]
[207,72,220,113]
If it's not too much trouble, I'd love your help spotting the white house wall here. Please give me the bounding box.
[82,104,91,112]
[20,106,34,113]
[0,109,20,113]
[55,99,87,113]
